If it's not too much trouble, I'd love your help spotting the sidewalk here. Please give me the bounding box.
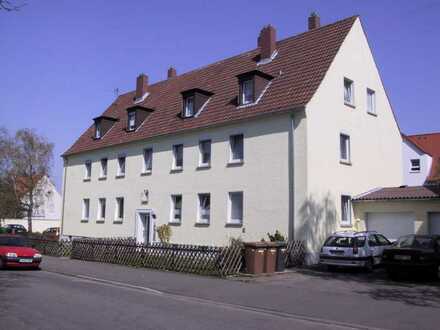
[41,256,440,330]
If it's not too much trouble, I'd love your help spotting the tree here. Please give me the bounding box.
[0,128,53,232]
[0,0,25,11]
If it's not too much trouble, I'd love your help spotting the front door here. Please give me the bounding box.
[136,210,154,244]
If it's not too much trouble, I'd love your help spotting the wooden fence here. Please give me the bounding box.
[71,238,243,277]
[27,237,72,257]
[284,240,306,267]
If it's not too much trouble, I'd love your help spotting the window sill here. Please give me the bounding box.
[80,219,89,223]
[340,223,353,228]
[196,164,211,170]
[170,167,183,173]
[344,102,356,109]
[141,170,152,176]
[367,111,377,117]
[225,222,243,228]
[168,221,181,226]
[227,160,244,167]
[115,174,125,179]
[98,176,107,181]
[113,220,123,224]
[195,222,210,227]
[83,178,91,182]
[339,160,352,166]
[96,220,105,224]
[410,170,421,173]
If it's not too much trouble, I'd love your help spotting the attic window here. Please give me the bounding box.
[125,105,154,132]
[180,89,213,119]
[93,116,118,140]
[95,123,102,139]
[236,70,273,107]
[127,111,136,131]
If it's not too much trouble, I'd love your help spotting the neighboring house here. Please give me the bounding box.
[61,14,402,260]
[402,133,440,186]
[2,176,62,233]
[353,133,440,240]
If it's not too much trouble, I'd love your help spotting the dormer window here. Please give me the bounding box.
[180,89,213,119]
[93,116,118,140]
[127,111,136,131]
[184,96,195,117]
[95,123,102,139]
[237,70,273,107]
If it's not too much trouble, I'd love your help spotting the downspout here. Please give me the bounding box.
[60,156,68,239]
[288,113,295,240]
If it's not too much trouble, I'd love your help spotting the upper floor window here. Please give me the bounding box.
[229,134,244,163]
[127,111,136,131]
[184,96,195,117]
[117,155,126,177]
[241,79,254,105]
[340,134,351,164]
[82,198,90,221]
[115,197,124,221]
[367,88,376,115]
[172,144,183,170]
[341,195,352,226]
[84,161,92,180]
[95,124,101,139]
[199,140,211,167]
[98,198,106,221]
[170,195,182,224]
[100,158,108,178]
[410,159,421,172]
[143,148,153,173]
[344,78,354,106]
[228,191,243,225]
[197,193,210,224]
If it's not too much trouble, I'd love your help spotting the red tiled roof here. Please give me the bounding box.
[353,186,440,201]
[63,16,358,156]
[405,133,440,183]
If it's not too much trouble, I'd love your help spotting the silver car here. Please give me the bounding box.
[319,231,392,270]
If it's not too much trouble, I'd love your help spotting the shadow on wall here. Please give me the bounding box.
[296,193,337,264]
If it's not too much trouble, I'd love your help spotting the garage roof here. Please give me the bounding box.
[353,186,440,201]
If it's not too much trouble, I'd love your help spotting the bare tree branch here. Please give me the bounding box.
[0,0,26,12]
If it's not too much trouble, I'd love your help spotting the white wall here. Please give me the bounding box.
[62,114,292,245]
[402,139,432,186]
[300,18,403,257]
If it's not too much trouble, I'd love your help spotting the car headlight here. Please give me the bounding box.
[34,253,42,259]
[6,252,17,258]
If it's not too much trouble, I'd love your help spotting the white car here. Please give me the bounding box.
[319,231,392,270]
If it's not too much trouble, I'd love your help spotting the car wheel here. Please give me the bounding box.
[0,258,4,270]
[365,258,374,272]
[429,266,439,280]
[386,267,398,280]
[327,265,337,272]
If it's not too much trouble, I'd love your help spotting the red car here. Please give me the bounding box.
[0,235,42,269]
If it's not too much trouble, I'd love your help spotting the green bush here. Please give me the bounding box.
[156,224,172,243]
[0,227,7,234]
[267,230,285,242]
[229,236,244,248]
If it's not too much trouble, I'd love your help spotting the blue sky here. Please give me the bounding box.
[1,0,439,190]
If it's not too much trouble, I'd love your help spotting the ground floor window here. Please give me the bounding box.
[170,195,182,223]
[341,195,352,225]
[228,192,243,225]
[198,193,210,224]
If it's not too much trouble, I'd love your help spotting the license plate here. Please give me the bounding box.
[394,255,411,261]
[19,258,33,263]
[330,250,344,255]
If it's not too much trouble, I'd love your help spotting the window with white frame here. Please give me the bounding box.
[184,96,195,117]
[344,78,354,105]
[82,198,90,220]
[84,160,92,180]
[95,123,101,139]
[340,134,351,163]
[115,197,124,221]
[100,158,108,178]
[172,144,183,169]
[170,195,182,223]
[410,159,421,172]
[98,198,106,220]
[117,155,126,176]
[198,193,210,224]
[143,148,153,173]
[229,134,244,163]
[341,195,352,225]
[367,88,376,114]
[199,140,211,166]
[228,192,243,224]
[127,111,136,131]
[241,79,254,105]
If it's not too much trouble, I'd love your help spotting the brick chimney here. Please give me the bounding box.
[167,67,177,79]
[308,12,320,30]
[135,73,148,99]
[258,25,276,60]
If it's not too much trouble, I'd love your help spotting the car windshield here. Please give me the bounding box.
[324,236,366,247]
[395,235,434,249]
[0,236,26,246]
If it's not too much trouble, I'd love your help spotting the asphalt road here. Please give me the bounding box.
[1,257,439,330]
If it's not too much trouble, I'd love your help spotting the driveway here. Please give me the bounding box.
[1,257,439,330]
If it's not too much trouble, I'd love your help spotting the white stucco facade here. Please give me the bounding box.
[402,139,432,186]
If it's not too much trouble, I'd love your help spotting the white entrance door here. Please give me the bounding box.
[429,212,440,235]
[366,212,415,241]
[136,210,155,244]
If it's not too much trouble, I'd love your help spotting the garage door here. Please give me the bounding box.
[366,212,415,241]
[429,213,440,235]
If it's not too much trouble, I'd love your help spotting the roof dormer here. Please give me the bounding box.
[180,88,213,118]
[236,70,274,107]
[125,105,154,132]
[93,116,118,139]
